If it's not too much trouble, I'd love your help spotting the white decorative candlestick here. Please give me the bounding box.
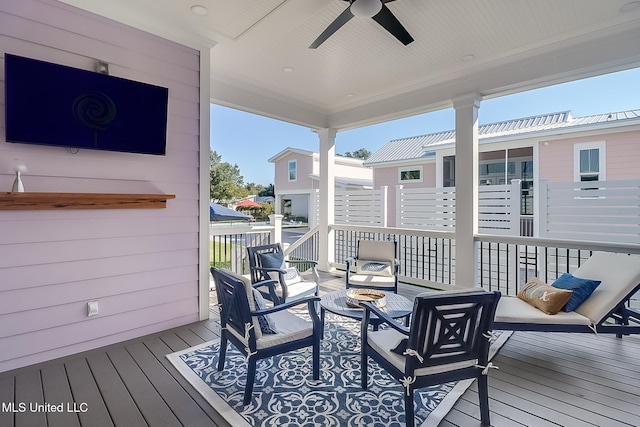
[12,170,25,192]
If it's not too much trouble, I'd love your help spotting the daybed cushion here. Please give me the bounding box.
[517,277,573,315]
[495,252,640,326]
[552,273,601,312]
[572,252,640,323]
[495,296,591,326]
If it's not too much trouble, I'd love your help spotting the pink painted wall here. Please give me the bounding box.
[373,162,436,226]
[0,0,201,372]
[539,129,640,182]
[274,152,315,191]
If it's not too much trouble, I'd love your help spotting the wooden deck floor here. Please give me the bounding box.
[1,271,639,427]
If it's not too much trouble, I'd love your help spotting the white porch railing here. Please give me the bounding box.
[210,221,640,307]
[209,223,274,274]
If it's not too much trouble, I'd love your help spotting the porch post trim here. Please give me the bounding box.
[317,128,337,271]
[453,93,481,287]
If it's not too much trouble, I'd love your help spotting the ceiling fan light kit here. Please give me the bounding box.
[351,0,383,18]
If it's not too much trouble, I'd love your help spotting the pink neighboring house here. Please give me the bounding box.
[365,110,640,226]
[269,148,373,223]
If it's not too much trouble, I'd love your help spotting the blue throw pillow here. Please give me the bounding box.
[258,251,285,270]
[252,288,277,334]
[552,273,601,312]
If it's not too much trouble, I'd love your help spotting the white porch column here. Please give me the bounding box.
[453,94,481,287]
[317,128,337,271]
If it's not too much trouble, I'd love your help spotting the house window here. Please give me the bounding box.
[399,166,423,183]
[288,160,297,181]
[574,141,605,182]
[443,156,455,187]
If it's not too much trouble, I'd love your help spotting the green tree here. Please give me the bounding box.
[341,148,371,160]
[210,150,248,204]
[245,182,266,196]
[259,184,275,197]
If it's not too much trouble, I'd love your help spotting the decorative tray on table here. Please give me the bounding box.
[345,289,387,308]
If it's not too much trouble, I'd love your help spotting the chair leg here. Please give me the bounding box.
[217,336,228,371]
[404,389,415,427]
[243,358,257,405]
[312,338,320,380]
[477,374,491,426]
[360,349,368,389]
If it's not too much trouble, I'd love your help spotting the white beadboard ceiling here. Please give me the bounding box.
[57,0,640,130]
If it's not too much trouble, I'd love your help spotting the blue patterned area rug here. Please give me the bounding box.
[167,315,511,427]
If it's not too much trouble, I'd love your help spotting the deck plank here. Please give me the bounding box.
[0,376,15,427]
[85,352,146,427]
[496,347,640,409]
[174,329,208,348]
[40,364,81,427]
[106,347,182,427]
[126,341,217,426]
[189,324,219,343]
[159,333,192,353]
[64,358,114,427]
[14,370,46,427]
[144,332,230,427]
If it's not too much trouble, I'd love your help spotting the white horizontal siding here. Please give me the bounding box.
[0,0,201,372]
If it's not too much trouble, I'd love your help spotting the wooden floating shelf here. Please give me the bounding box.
[0,192,176,210]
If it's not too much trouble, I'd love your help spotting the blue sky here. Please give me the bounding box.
[210,67,640,185]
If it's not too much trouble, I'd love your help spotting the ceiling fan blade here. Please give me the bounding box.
[309,6,354,49]
[372,3,414,46]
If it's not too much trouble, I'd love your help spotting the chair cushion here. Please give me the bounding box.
[252,288,277,334]
[517,277,573,315]
[255,310,314,350]
[347,273,396,288]
[368,329,477,376]
[358,240,396,263]
[284,267,302,285]
[356,260,393,277]
[552,273,601,312]
[278,280,318,301]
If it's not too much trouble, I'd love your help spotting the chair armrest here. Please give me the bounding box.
[287,259,318,266]
[251,279,279,303]
[251,296,321,315]
[254,266,287,275]
[361,301,410,335]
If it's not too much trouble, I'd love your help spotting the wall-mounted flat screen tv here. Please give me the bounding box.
[4,54,168,155]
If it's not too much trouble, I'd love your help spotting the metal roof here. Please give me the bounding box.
[365,109,640,166]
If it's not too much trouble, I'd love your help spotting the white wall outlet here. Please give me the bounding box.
[87,301,99,317]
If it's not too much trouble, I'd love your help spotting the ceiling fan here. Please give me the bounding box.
[309,0,414,49]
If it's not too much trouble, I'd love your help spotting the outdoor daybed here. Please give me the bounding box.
[493,251,640,335]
